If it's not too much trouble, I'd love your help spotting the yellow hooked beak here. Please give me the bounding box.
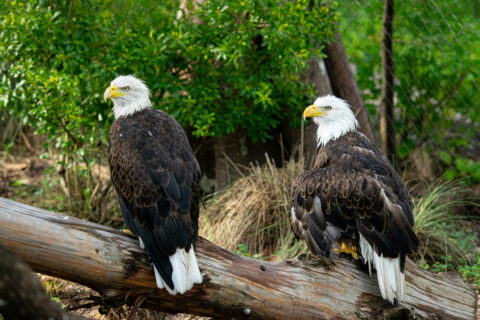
[303,105,326,120]
[103,85,126,102]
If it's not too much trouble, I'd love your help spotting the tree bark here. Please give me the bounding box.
[380,0,397,164]
[324,33,379,145]
[0,198,475,320]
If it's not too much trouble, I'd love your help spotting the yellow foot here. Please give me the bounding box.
[122,228,133,235]
[333,242,359,260]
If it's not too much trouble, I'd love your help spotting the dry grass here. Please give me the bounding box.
[199,156,307,259]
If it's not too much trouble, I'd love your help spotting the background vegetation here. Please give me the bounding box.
[0,0,337,217]
[339,0,480,183]
[0,0,479,313]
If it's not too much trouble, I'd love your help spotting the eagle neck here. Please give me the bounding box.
[113,97,152,119]
[315,117,358,147]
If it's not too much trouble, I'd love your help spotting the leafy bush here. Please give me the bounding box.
[0,0,337,147]
[438,152,480,185]
[0,0,336,216]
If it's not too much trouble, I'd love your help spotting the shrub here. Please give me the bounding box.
[0,0,336,217]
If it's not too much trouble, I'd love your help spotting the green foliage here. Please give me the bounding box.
[0,0,336,218]
[236,243,261,259]
[50,297,66,309]
[338,0,480,181]
[442,155,480,185]
[424,253,480,290]
[0,0,336,145]
[459,253,480,289]
[168,0,336,140]
[421,255,454,273]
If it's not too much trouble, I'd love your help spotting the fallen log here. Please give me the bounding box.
[0,198,475,319]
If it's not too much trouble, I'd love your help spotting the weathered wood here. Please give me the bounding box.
[0,198,475,319]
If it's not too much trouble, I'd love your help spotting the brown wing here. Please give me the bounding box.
[108,108,200,288]
[290,131,418,260]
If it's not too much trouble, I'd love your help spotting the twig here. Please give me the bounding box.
[126,291,154,320]
[64,0,74,30]
[439,71,467,104]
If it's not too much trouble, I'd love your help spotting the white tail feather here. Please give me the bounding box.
[152,247,203,295]
[188,247,203,285]
[153,265,176,295]
[359,234,405,304]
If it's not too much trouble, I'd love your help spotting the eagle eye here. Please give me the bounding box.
[325,106,332,110]
[121,86,130,91]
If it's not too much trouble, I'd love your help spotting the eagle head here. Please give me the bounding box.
[104,75,152,119]
[303,95,359,146]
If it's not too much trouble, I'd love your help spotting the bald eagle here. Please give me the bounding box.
[290,95,419,304]
[104,75,202,294]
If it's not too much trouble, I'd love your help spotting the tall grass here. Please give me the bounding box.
[412,180,478,265]
[199,156,307,259]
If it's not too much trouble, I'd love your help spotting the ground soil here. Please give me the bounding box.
[38,275,206,320]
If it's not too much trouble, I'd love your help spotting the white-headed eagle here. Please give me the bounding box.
[104,75,202,294]
[290,95,419,304]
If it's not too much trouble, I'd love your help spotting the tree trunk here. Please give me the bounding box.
[0,198,475,319]
[380,0,397,164]
[324,33,379,145]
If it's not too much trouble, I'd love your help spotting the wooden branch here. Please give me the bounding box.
[0,198,475,319]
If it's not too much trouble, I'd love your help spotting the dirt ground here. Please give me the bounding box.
[38,275,206,320]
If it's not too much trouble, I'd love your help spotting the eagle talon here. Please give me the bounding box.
[333,242,359,260]
[122,228,133,235]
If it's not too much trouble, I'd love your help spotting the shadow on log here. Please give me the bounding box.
[0,198,476,319]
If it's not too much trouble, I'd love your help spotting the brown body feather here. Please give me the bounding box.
[108,107,200,290]
[290,131,419,270]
